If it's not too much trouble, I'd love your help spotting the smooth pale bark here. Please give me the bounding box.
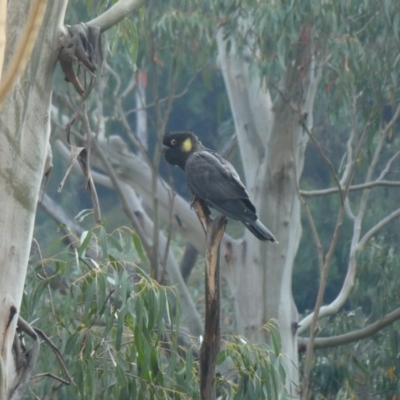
[0,2,67,397]
[0,0,6,78]
[216,30,321,394]
[87,0,146,33]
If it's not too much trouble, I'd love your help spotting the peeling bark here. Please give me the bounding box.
[191,199,227,400]
[0,2,67,397]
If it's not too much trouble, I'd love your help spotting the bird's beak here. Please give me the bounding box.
[161,145,169,154]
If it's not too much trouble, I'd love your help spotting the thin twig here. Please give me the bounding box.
[32,239,60,337]
[291,132,323,273]
[34,327,74,385]
[300,116,344,204]
[301,205,345,399]
[92,140,153,259]
[32,373,71,385]
[125,69,202,116]
[301,180,400,197]
[149,47,181,279]
[81,109,102,223]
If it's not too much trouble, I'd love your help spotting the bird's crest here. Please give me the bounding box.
[182,137,193,153]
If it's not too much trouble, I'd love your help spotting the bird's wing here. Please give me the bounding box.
[185,151,249,201]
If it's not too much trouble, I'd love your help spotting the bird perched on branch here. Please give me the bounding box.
[162,131,276,242]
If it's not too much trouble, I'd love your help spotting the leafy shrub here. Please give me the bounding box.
[24,226,289,399]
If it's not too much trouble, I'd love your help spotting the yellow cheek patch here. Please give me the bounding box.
[182,138,193,152]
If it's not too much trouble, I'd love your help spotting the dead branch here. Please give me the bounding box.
[192,198,227,400]
[33,327,74,385]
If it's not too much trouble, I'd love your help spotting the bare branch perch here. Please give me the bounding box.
[192,199,227,400]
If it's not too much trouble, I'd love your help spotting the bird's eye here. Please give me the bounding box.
[171,139,177,146]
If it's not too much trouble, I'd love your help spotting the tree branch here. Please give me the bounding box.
[125,69,202,117]
[298,208,400,337]
[192,199,227,400]
[298,122,397,341]
[300,112,349,400]
[39,193,100,260]
[357,131,386,223]
[92,139,153,254]
[300,117,344,205]
[382,103,400,137]
[359,207,400,249]
[376,150,400,181]
[34,327,74,385]
[9,318,41,400]
[301,204,345,399]
[300,180,400,197]
[86,0,146,33]
[298,307,400,351]
[339,90,359,187]
[292,132,324,272]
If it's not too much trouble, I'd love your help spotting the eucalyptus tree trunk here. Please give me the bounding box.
[217,30,321,394]
[0,2,67,397]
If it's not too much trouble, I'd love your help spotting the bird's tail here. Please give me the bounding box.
[245,219,277,242]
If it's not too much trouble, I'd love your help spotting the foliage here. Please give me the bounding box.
[24,227,288,399]
[217,322,290,399]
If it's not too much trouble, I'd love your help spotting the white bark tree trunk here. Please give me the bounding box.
[0,2,67,397]
[216,30,322,394]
